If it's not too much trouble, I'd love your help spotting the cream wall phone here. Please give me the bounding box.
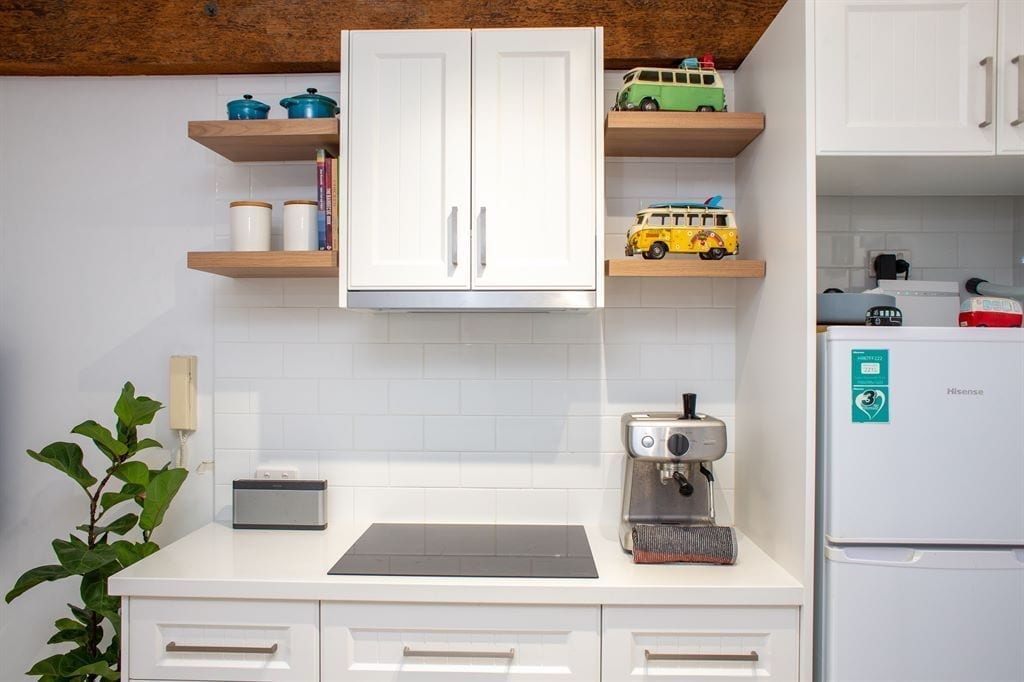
[169,355,197,466]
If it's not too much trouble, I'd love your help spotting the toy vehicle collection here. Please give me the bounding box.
[958,297,1023,328]
[625,195,738,260]
[865,305,903,326]
[614,55,726,112]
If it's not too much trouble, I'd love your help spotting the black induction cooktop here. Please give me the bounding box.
[328,523,599,578]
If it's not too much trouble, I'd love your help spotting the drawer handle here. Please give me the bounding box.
[1012,56,1023,127]
[403,645,515,660]
[645,649,759,662]
[979,56,994,129]
[166,641,279,655]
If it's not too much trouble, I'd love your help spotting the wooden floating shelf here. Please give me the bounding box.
[604,111,765,158]
[187,119,340,162]
[605,258,766,278]
[187,251,339,278]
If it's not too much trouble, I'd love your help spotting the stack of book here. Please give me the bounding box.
[315,149,339,251]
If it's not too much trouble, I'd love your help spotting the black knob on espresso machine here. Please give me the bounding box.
[682,393,697,420]
[667,433,689,456]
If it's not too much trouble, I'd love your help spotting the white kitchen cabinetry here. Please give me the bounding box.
[344,27,602,303]
[127,597,319,681]
[602,606,799,681]
[815,0,1024,155]
[321,602,600,681]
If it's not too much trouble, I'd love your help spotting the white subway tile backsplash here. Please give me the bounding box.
[215,308,249,341]
[494,417,568,452]
[460,313,532,343]
[639,277,714,308]
[606,160,678,199]
[390,452,461,488]
[281,414,353,450]
[215,378,251,413]
[531,380,603,416]
[423,344,496,379]
[353,416,423,451]
[713,344,736,381]
[424,416,495,451]
[215,413,284,450]
[388,379,459,415]
[603,277,643,308]
[353,487,425,524]
[216,342,283,378]
[250,163,317,201]
[922,196,1014,233]
[283,343,353,378]
[460,380,532,415]
[318,451,389,487]
[214,450,254,485]
[677,308,735,343]
[326,486,356,526]
[318,309,388,342]
[567,344,639,379]
[639,345,713,379]
[461,452,533,488]
[353,344,423,378]
[424,488,496,523]
[566,416,622,453]
[957,232,1013,268]
[815,195,852,232]
[530,312,603,344]
[283,278,339,308]
[496,345,567,379]
[388,313,461,342]
[884,232,958,268]
[604,380,678,415]
[320,379,388,414]
[532,452,604,489]
[604,309,677,343]
[496,489,568,523]
[567,488,619,527]
[249,308,318,342]
[850,196,923,232]
[253,450,320,479]
[249,378,319,414]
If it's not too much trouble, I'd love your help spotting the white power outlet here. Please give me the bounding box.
[255,466,300,480]
[866,250,912,277]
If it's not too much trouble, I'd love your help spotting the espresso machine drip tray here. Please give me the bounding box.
[329,524,599,578]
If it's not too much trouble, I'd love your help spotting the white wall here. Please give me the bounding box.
[817,195,1018,295]
[0,72,743,678]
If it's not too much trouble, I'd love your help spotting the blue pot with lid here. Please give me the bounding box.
[226,94,270,120]
[280,88,340,119]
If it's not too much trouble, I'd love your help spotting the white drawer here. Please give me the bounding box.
[127,597,318,682]
[322,602,600,681]
[602,605,799,681]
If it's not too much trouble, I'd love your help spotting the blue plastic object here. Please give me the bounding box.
[226,94,270,120]
[279,88,340,119]
[648,195,724,210]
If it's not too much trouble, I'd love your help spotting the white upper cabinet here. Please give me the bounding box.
[471,29,596,290]
[816,0,1000,155]
[998,0,1024,153]
[347,31,472,289]
[345,28,601,301]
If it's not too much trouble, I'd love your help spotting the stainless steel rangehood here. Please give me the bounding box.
[339,27,605,310]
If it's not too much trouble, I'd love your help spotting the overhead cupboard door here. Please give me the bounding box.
[347,30,472,290]
[471,28,597,290]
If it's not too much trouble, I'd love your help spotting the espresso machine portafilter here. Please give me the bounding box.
[619,393,728,551]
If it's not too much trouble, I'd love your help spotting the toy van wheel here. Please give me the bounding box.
[641,252,653,260]
[640,98,659,112]
[697,105,715,112]
[707,247,726,260]
[698,251,712,260]
[647,242,667,259]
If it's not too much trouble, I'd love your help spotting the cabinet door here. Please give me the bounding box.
[998,0,1024,153]
[816,0,998,154]
[471,28,597,290]
[348,30,471,289]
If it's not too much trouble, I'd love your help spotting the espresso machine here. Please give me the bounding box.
[619,393,728,551]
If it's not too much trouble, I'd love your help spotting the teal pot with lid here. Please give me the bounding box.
[227,94,270,120]
[280,88,340,119]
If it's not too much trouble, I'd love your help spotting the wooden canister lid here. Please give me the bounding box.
[283,199,318,205]
[230,201,272,209]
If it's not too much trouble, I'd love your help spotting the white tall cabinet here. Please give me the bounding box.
[998,0,1024,154]
[345,28,600,295]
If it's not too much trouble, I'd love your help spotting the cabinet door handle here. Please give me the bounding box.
[478,206,487,269]
[644,649,759,662]
[1012,55,1024,127]
[404,645,514,660]
[166,641,278,655]
[450,206,459,266]
[979,56,994,128]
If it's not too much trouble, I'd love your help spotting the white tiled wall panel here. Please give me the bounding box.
[817,196,1018,294]
[213,73,739,528]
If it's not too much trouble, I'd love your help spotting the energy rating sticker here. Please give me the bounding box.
[852,349,890,423]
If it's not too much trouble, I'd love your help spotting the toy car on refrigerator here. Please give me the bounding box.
[614,55,726,112]
[958,297,1023,327]
[625,195,738,260]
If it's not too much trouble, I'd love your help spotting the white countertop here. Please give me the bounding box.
[109,522,803,607]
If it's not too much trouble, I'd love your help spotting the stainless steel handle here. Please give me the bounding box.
[645,649,759,662]
[1012,55,1024,127]
[478,206,487,269]
[166,641,278,655]
[980,56,994,128]
[450,206,458,266]
[404,645,514,660]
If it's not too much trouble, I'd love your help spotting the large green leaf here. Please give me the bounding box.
[70,661,120,680]
[71,420,128,461]
[133,437,163,454]
[26,654,63,675]
[52,538,118,575]
[27,442,96,491]
[113,382,162,431]
[112,461,149,487]
[80,572,118,615]
[5,564,70,602]
[100,483,145,511]
[139,467,187,531]
[58,648,95,676]
[111,540,159,569]
[47,621,89,645]
[77,512,138,538]
[68,603,93,625]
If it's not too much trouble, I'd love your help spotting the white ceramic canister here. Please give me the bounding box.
[230,201,272,251]
[283,199,319,251]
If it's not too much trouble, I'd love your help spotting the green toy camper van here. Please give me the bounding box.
[614,56,726,112]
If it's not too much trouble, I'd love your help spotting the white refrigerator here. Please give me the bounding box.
[816,327,1024,682]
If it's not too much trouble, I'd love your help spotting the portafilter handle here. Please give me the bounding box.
[682,393,697,420]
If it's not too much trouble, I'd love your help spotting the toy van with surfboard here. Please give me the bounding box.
[625,195,738,260]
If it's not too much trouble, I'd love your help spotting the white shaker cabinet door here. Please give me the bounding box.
[471,28,597,290]
[347,30,472,289]
[816,0,998,154]
[998,0,1024,153]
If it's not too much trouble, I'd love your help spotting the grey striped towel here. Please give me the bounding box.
[631,524,738,565]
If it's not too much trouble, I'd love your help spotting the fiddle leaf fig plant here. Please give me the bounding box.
[6,382,188,682]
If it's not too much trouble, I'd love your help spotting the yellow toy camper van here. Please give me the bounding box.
[625,196,738,260]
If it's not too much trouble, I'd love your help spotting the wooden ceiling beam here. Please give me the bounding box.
[0,0,784,76]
